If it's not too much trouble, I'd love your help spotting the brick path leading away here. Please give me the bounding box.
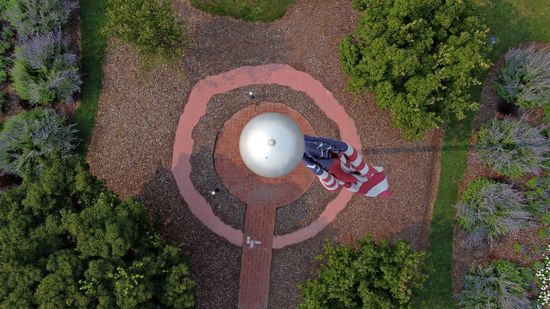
[238,205,275,309]
[215,103,315,308]
[171,64,363,308]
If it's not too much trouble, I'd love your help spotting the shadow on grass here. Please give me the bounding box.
[75,0,107,155]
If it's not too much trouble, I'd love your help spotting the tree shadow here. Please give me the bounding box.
[137,162,242,309]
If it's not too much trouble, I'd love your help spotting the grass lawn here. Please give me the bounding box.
[415,0,550,307]
[190,0,294,21]
[75,0,107,154]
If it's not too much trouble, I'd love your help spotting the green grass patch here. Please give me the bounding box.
[190,0,294,21]
[415,0,550,306]
[75,0,107,154]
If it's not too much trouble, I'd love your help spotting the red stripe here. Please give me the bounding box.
[355,160,366,173]
[329,159,357,183]
[357,172,386,195]
[347,148,358,162]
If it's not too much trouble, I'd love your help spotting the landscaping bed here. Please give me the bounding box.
[453,42,549,296]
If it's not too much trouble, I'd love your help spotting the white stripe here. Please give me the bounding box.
[351,173,367,183]
[320,170,329,179]
[374,166,384,173]
[348,182,361,192]
[323,175,336,187]
[358,164,370,175]
[351,154,363,167]
[321,176,339,190]
[344,144,354,156]
[366,178,389,197]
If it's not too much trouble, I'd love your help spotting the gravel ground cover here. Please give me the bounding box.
[453,43,548,292]
[87,1,442,307]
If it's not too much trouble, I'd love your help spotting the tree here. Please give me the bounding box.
[298,237,425,308]
[340,0,491,140]
[0,155,195,308]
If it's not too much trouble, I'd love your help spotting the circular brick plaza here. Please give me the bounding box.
[171,64,362,309]
[214,102,315,207]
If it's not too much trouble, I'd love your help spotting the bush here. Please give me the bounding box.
[0,108,77,175]
[526,175,550,240]
[0,155,196,308]
[298,237,425,308]
[455,178,535,245]
[5,0,76,39]
[12,31,81,105]
[104,0,187,60]
[339,0,491,140]
[457,260,534,308]
[496,46,550,109]
[474,117,550,177]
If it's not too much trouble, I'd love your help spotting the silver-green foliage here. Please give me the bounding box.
[5,0,77,40]
[496,46,550,109]
[474,117,550,177]
[457,260,534,309]
[11,31,81,105]
[0,108,77,175]
[455,178,535,245]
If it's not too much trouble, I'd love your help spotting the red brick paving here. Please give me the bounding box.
[214,103,315,207]
[238,205,275,309]
[171,64,363,308]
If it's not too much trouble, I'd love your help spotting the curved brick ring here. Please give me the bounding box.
[171,64,359,248]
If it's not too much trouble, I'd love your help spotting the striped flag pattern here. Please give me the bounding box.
[303,135,391,198]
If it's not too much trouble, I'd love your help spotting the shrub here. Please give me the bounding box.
[104,0,187,60]
[474,117,550,177]
[525,175,550,240]
[12,31,81,104]
[0,155,196,308]
[457,260,534,308]
[4,0,77,39]
[455,178,535,245]
[339,0,491,140]
[298,237,425,308]
[495,46,550,109]
[0,108,77,175]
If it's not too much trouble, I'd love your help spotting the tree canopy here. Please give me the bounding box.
[0,155,195,308]
[340,0,491,140]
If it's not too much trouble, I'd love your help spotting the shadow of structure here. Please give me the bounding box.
[137,163,241,309]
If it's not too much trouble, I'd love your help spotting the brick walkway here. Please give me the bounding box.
[214,103,315,308]
[171,64,362,308]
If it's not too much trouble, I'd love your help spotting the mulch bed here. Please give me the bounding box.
[452,42,549,293]
[87,0,443,307]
